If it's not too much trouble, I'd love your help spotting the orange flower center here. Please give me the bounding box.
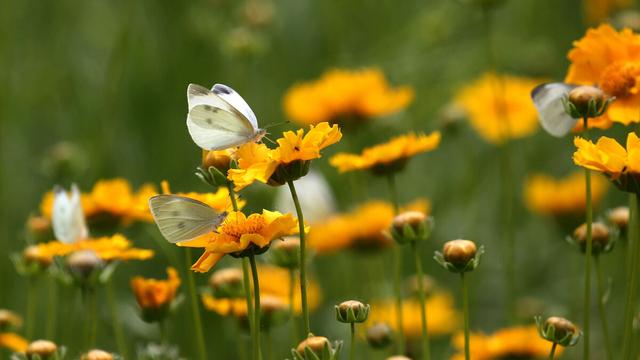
[220,216,266,238]
[600,62,640,98]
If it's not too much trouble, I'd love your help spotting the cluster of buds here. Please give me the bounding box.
[195,150,233,187]
[434,239,484,273]
[269,236,301,269]
[291,335,343,360]
[209,268,245,299]
[535,316,582,347]
[365,322,393,349]
[562,86,613,120]
[335,300,370,324]
[568,222,615,255]
[390,211,433,244]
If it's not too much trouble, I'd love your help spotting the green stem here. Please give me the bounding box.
[461,273,470,360]
[265,329,272,360]
[84,287,98,349]
[106,281,128,358]
[184,248,207,360]
[227,181,239,212]
[287,180,310,337]
[249,254,263,360]
[350,322,356,360]
[412,242,430,360]
[45,277,57,339]
[583,116,592,360]
[386,174,405,354]
[594,257,613,360]
[622,194,640,359]
[25,276,36,340]
[549,342,558,360]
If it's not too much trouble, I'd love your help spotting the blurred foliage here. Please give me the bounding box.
[0,0,635,358]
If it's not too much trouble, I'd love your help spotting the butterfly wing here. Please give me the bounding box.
[212,84,259,130]
[148,194,226,243]
[187,104,256,150]
[532,82,578,137]
[52,184,88,244]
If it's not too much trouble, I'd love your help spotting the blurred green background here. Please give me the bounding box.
[0,0,636,358]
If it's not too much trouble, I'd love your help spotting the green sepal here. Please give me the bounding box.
[434,245,485,273]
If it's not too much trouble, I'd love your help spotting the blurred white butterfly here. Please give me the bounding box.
[52,184,89,244]
[148,194,227,244]
[186,83,266,150]
[531,82,578,137]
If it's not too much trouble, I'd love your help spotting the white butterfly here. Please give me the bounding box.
[52,184,89,244]
[531,82,578,137]
[186,83,266,150]
[148,194,227,244]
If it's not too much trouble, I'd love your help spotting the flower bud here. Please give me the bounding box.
[535,316,581,347]
[66,250,103,280]
[209,267,245,299]
[335,300,370,323]
[386,356,412,360]
[0,309,22,331]
[435,239,483,273]
[23,246,53,268]
[203,150,233,172]
[572,222,612,255]
[403,274,435,298]
[27,216,51,235]
[269,236,301,269]
[81,349,114,360]
[257,295,290,329]
[608,206,629,230]
[292,335,342,360]
[26,340,58,359]
[366,322,393,349]
[391,211,432,244]
[564,86,611,119]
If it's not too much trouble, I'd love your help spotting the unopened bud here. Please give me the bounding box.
[209,267,244,299]
[66,250,103,280]
[26,340,58,359]
[335,300,370,323]
[391,211,432,244]
[435,239,483,273]
[366,322,393,349]
[203,150,233,172]
[565,86,610,119]
[609,206,629,230]
[536,315,581,347]
[269,236,301,269]
[573,222,612,254]
[81,349,114,360]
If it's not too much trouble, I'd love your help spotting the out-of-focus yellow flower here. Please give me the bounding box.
[202,265,321,316]
[36,234,153,262]
[330,132,440,174]
[228,122,342,190]
[573,134,637,178]
[450,325,558,360]
[584,0,633,24]
[160,181,244,212]
[308,199,430,254]
[566,24,640,127]
[456,73,539,144]
[178,211,299,272]
[283,68,414,125]
[524,171,609,215]
[130,267,181,309]
[39,178,157,224]
[0,332,28,352]
[366,292,460,339]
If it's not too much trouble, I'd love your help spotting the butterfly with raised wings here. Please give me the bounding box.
[531,82,579,137]
[148,194,227,244]
[52,184,89,244]
[187,83,266,151]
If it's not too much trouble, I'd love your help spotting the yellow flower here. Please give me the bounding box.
[283,68,414,125]
[584,0,633,24]
[366,292,460,339]
[450,325,558,360]
[36,234,154,261]
[130,267,181,309]
[202,265,321,316]
[38,178,157,224]
[0,332,28,353]
[160,181,244,212]
[566,24,640,126]
[177,210,299,272]
[308,199,430,254]
[330,132,440,174]
[573,135,631,178]
[524,171,609,215]
[456,73,540,144]
[228,122,342,191]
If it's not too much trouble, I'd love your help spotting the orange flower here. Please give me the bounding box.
[450,325,557,360]
[566,24,640,126]
[36,234,154,262]
[330,132,440,174]
[178,210,299,272]
[524,171,609,215]
[283,68,413,125]
[573,136,629,178]
[0,332,28,353]
[160,180,244,212]
[131,267,181,309]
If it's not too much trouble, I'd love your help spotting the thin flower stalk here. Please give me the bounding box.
[287,180,310,337]
[462,272,470,360]
[622,194,640,358]
[386,173,405,355]
[548,342,558,360]
[412,241,430,360]
[106,280,128,359]
[184,248,207,360]
[582,116,593,360]
[249,253,262,360]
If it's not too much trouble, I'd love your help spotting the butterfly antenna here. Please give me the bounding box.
[263,120,290,130]
[263,136,277,145]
